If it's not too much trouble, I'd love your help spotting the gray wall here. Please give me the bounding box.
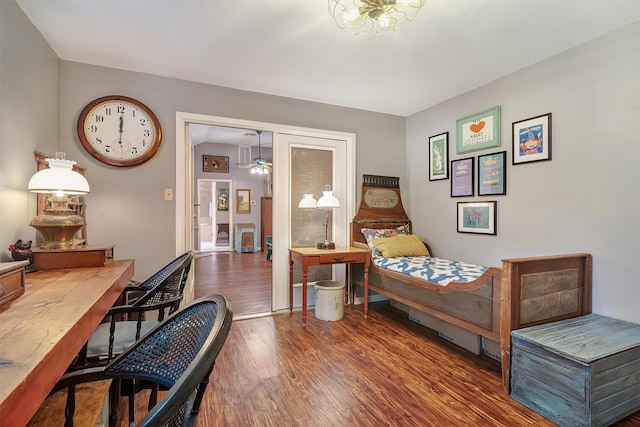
[406,22,640,323]
[0,0,59,256]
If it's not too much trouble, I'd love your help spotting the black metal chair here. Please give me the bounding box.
[52,293,233,427]
[77,251,195,366]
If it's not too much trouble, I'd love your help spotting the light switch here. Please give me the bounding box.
[164,188,173,201]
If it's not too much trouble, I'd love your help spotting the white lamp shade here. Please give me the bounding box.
[317,190,340,209]
[28,158,90,195]
[298,193,317,208]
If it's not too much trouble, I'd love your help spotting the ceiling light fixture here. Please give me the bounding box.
[328,0,426,35]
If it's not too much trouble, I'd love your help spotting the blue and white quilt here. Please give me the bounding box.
[374,256,488,286]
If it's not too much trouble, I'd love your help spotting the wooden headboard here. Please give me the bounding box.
[351,175,412,244]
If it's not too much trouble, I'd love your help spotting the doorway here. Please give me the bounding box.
[197,179,232,253]
[175,113,356,311]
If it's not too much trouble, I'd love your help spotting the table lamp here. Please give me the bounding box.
[28,153,90,249]
[315,185,340,250]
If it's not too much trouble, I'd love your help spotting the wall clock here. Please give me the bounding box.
[77,95,162,167]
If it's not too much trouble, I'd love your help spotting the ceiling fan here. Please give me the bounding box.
[237,130,271,174]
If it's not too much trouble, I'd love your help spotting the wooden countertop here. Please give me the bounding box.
[0,259,134,427]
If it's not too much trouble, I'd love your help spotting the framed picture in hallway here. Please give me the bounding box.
[236,189,251,213]
[203,155,229,173]
[217,189,229,211]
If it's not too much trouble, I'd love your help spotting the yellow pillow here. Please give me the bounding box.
[372,234,430,258]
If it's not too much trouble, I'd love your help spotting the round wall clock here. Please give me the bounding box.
[77,95,162,167]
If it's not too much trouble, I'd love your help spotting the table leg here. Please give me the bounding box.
[289,256,294,315]
[344,264,350,305]
[302,266,308,327]
[363,259,370,319]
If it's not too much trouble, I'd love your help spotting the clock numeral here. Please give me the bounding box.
[105,145,111,153]
[143,130,151,137]
[141,140,147,147]
[117,105,126,114]
[139,118,147,126]
[132,147,138,155]
[96,137,103,145]
[104,107,112,116]
[89,125,98,133]
[95,115,104,123]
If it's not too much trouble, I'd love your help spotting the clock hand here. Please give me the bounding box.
[118,113,124,144]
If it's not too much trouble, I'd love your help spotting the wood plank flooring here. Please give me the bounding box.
[115,253,640,426]
[194,251,272,316]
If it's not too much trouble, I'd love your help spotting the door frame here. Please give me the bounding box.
[196,178,233,252]
[175,112,356,311]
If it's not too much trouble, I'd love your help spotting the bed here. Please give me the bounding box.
[350,175,592,393]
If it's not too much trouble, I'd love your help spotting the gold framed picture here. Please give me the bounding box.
[236,189,251,213]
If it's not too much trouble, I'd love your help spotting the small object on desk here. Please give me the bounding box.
[32,244,114,270]
[511,314,640,427]
[0,260,29,306]
[8,240,36,272]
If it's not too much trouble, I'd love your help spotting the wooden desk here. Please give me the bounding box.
[289,247,370,326]
[0,259,134,427]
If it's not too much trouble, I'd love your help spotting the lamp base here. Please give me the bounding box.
[316,240,336,250]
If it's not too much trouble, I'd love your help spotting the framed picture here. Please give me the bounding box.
[456,106,501,154]
[457,201,497,235]
[478,151,507,196]
[428,132,449,181]
[512,113,552,164]
[217,189,229,211]
[451,157,474,197]
[236,189,251,214]
[203,155,229,173]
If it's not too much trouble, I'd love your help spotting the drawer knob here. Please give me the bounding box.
[334,257,344,262]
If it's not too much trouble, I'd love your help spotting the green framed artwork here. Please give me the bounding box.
[456,106,501,154]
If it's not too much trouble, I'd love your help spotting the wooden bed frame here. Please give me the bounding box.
[350,175,592,393]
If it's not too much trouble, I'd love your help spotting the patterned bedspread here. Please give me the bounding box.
[374,256,488,286]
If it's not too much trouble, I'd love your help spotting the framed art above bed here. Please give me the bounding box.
[428,132,449,181]
[457,201,497,235]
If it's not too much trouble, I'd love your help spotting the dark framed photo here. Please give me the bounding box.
[456,106,501,154]
[428,132,449,181]
[512,113,552,164]
[478,151,507,196]
[457,201,497,235]
[203,155,229,173]
[451,157,474,197]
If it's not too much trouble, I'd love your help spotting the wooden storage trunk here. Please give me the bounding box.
[511,314,640,426]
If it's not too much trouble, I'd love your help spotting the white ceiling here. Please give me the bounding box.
[16,0,640,122]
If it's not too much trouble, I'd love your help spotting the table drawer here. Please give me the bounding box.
[318,253,363,264]
[0,262,27,306]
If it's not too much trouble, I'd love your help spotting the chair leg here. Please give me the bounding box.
[108,379,121,427]
[191,363,214,414]
[64,385,76,427]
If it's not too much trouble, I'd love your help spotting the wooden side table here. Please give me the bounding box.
[289,247,370,326]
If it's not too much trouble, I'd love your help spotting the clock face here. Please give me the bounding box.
[77,95,162,167]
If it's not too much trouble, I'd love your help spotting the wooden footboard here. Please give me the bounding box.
[500,253,592,393]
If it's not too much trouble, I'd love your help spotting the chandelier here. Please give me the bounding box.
[328,0,426,35]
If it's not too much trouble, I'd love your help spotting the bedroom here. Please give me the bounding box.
[1,1,640,424]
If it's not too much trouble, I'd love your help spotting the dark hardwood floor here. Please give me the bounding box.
[115,253,640,426]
